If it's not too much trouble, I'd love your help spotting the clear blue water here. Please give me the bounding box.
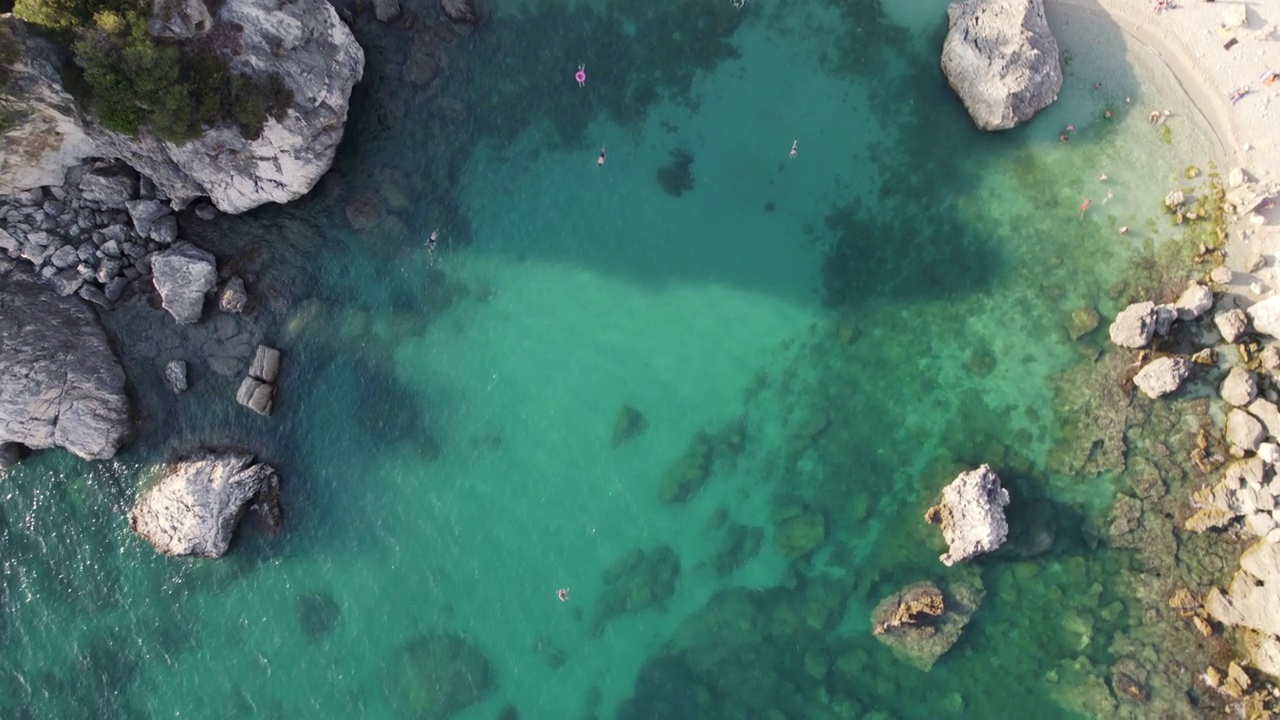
[0,0,1220,718]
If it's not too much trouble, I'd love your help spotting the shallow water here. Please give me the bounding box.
[0,0,1223,718]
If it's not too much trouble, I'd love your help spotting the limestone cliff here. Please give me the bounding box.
[0,18,97,195]
[88,0,365,213]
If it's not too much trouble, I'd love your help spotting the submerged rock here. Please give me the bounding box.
[382,634,494,720]
[926,464,1010,566]
[1067,306,1100,340]
[593,546,681,634]
[870,572,985,671]
[612,404,648,447]
[297,591,341,642]
[0,264,131,461]
[128,450,281,558]
[939,0,1062,131]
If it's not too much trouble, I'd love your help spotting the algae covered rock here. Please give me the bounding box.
[713,522,764,576]
[870,571,985,671]
[1067,306,1100,340]
[771,499,827,559]
[593,546,681,634]
[383,634,494,720]
[659,432,713,502]
[612,404,648,447]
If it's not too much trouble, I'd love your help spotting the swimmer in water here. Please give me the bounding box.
[789,139,798,159]
[1119,225,1130,235]
[1098,172,1108,182]
[427,229,438,248]
[557,588,569,602]
[575,65,586,88]
[1079,198,1092,218]
[597,145,606,167]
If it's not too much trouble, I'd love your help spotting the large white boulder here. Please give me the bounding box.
[927,464,1010,566]
[1109,301,1158,348]
[1133,357,1191,399]
[939,0,1063,131]
[129,450,280,558]
[1249,296,1280,339]
[151,242,218,325]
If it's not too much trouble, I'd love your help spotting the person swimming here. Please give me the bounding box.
[1079,198,1091,218]
[557,588,569,602]
[597,145,606,167]
[789,139,798,159]
[575,65,586,88]
[427,228,439,248]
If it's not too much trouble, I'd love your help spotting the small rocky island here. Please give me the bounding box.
[925,464,1010,566]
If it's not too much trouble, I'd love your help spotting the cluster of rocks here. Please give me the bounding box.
[924,464,1010,566]
[0,161,226,316]
[1107,281,1217,398]
[128,450,282,558]
[870,572,985,672]
[236,345,283,416]
[1202,540,1280,682]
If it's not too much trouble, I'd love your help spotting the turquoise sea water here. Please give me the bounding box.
[1,0,1223,718]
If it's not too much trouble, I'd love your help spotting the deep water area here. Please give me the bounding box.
[0,0,1233,718]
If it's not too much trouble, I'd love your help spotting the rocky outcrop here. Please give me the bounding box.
[151,241,217,324]
[0,18,97,195]
[1185,457,1280,540]
[925,464,1010,566]
[86,0,365,212]
[1172,283,1214,321]
[939,0,1062,131]
[1109,301,1158,349]
[128,450,281,558]
[0,263,131,460]
[441,0,479,24]
[148,0,214,38]
[1207,541,1280,638]
[1133,356,1191,399]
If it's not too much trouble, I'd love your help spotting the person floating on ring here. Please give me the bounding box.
[575,65,586,88]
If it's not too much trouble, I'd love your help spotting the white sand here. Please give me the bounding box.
[1052,0,1280,284]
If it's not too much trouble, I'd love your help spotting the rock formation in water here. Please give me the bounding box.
[382,633,495,720]
[0,0,364,214]
[151,241,218,325]
[128,450,281,558]
[0,18,98,195]
[939,0,1062,131]
[1133,356,1192,399]
[1206,541,1280,677]
[925,464,1010,566]
[0,262,131,461]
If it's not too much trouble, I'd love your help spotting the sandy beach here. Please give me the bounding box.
[1055,0,1280,265]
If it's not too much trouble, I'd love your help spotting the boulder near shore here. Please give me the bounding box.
[129,451,282,558]
[940,0,1063,131]
[0,263,131,460]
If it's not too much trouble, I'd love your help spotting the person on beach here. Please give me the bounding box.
[575,65,587,88]
[557,588,570,602]
[597,145,606,166]
[789,139,798,159]
[1079,198,1091,219]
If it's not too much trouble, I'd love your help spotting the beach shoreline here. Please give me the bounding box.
[1052,0,1279,244]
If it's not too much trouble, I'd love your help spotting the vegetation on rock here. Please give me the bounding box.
[12,0,292,143]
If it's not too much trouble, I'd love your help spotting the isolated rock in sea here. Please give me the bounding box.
[1109,301,1158,348]
[164,359,189,394]
[1067,306,1099,340]
[939,0,1062,131]
[1248,296,1280,340]
[152,242,218,324]
[1207,540,1280,637]
[128,450,281,558]
[1216,308,1250,344]
[1173,283,1214,321]
[1226,408,1266,455]
[0,18,97,194]
[926,464,1010,566]
[83,0,365,213]
[1222,367,1259,407]
[220,276,249,314]
[0,265,131,460]
[1133,357,1191,399]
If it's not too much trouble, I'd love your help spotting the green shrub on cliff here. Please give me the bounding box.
[14,0,293,143]
[0,19,23,132]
